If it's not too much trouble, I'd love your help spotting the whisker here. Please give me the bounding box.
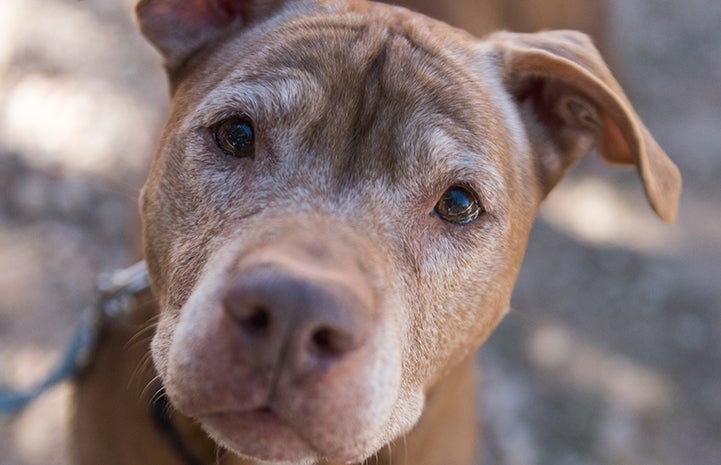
[215,444,222,465]
[129,348,156,388]
[125,316,160,350]
[143,375,165,404]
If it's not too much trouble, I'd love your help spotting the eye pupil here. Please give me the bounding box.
[214,116,255,158]
[435,186,482,224]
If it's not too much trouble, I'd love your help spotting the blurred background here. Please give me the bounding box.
[0,0,719,464]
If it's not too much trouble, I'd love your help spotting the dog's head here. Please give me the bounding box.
[137,0,680,463]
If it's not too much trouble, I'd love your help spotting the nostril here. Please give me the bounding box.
[221,268,370,375]
[242,306,271,333]
[310,326,356,357]
[312,328,334,353]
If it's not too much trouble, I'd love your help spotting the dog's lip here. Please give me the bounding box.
[200,404,279,422]
[203,405,275,422]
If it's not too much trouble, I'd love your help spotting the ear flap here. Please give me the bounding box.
[136,0,283,70]
[489,30,681,223]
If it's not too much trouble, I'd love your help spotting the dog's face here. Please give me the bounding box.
[137,0,680,463]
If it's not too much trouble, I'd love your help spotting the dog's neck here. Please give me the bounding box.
[377,356,479,465]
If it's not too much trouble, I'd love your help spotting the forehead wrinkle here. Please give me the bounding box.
[189,71,320,130]
[403,118,504,198]
[189,15,499,195]
[332,28,491,188]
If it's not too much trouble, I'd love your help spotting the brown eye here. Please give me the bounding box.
[214,116,255,158]
[434,185,482,224]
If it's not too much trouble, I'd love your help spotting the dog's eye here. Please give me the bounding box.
[434,185,482,224]
[214,116,255,158]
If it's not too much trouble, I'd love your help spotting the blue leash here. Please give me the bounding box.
[0,309,98,414]
[0,261,149,415]
[0,262,206,465]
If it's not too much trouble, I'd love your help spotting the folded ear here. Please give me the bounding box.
[489,30,681,223]
[136,0,284,70]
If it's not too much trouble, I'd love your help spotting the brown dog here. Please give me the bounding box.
[73,0,680,464]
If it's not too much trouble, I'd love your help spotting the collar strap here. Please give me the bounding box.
[150,380,208,465]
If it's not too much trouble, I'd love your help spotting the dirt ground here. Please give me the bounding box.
[0,1,719,464]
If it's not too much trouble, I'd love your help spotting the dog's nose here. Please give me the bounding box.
[221,266,371,376]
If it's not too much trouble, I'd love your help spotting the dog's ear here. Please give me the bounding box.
[136,0,283,70]
[489,30,681,223]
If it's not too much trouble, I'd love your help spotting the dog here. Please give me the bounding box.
[73,0,680,464]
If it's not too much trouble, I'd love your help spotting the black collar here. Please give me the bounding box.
[150,381,207,465]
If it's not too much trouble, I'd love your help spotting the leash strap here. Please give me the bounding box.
[1,262,207,465]
[0,261,150,415]
[0,308,98,413]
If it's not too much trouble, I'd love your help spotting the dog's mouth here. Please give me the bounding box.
[155,242,410,465]
[199,406,321,463]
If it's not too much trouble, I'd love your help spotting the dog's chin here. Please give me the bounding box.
[200,410,317,463]
[200,409,364,465]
